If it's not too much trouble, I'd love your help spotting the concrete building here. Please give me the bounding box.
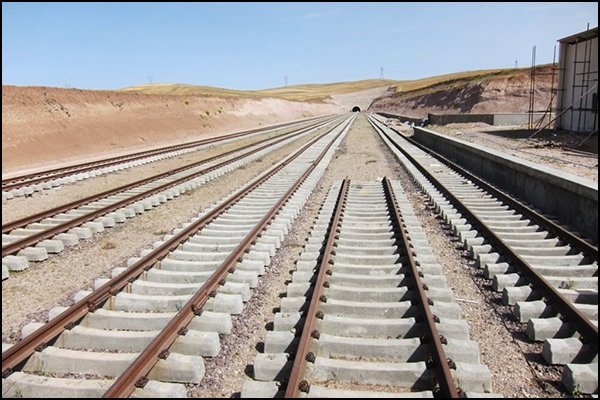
[555,26,598,133]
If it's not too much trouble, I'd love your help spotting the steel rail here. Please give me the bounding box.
[2,115,325,190]
[284,179,349,397]
[285,178,459,397]
[2,116,334,235]
[102,116,352,397]
[382,177,460,398]
[369,116,598,351]
[376,116,597,260]
[1,115,350,385]
[2,118,337,257]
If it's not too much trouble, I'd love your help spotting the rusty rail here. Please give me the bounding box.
[2,116,325,190]
[382,177,460,397]
[284,178,459,397]
[370,117,598,352]
[284,179,349,397]
[102,116,350,397]
[2,118,336,256]
[377,117,597,261]
[1,115,349,387]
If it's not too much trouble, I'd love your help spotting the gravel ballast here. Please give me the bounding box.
[2,114,574,398]
[1,123,328,342]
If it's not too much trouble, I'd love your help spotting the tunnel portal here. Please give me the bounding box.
[352,106,361,112]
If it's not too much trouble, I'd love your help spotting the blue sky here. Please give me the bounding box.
[2,2,598,90]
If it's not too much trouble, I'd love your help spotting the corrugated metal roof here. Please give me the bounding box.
[558,26,598,44]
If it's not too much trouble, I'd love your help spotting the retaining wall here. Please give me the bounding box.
[427,112,551,126]
[377,112,423,125]
[412,127,598,242]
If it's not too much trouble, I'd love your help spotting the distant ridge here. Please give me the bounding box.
[120,66,540,102]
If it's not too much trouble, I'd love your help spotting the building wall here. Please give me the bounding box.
[557,36,598,133]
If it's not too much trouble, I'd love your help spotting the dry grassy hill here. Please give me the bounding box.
[122,66,552,114]
[120,70,525,103]
[120,79,399,102]
[388,67,514,92]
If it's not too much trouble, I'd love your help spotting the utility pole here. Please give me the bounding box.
[284,76,288,87]
[147,75,154,84]
[515,60,518,68]
[380,67,384,79]
[528,45,536,129]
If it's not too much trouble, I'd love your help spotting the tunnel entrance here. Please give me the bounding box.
[352,106,361,112]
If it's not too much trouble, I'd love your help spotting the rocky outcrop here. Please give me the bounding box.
[369,65,554,118]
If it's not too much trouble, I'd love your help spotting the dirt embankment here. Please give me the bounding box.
[369,65,554,118]
[2,86,345,175]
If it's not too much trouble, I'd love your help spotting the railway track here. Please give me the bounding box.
[368,114,598,395]
[242,178,495,397]
[2,110,596,397]
[1,116,324,201]
[1,114,355,398]
[2,116,341,275]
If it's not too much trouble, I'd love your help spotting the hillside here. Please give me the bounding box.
[123,67,554,117]
[120,79,399,102]
[3,66,555,175]
[1,86,340,175]
[369,65,554,117]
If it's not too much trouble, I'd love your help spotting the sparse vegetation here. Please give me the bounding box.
[538,155,567,166]
[101,241,117,250]
[118,79,400,102]
[559,280,575,290]
[118,66,551,104]
[570,383,582,397]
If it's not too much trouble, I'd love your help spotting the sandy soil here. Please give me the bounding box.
[326,86,390,111]
[1,86,341,175]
